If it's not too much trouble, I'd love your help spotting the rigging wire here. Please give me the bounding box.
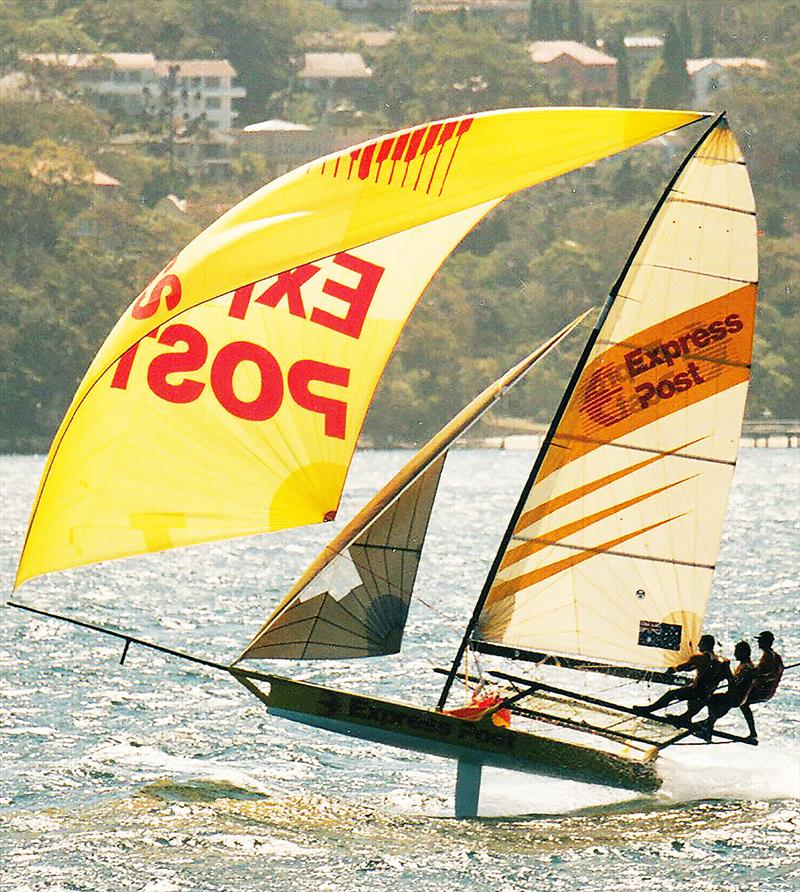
[414,595,463,633]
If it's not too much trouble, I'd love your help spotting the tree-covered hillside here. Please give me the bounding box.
[1,0,797,451]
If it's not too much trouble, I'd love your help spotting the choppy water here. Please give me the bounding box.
[1,448,798,891]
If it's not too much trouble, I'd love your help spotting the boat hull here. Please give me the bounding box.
[234,672,661,793]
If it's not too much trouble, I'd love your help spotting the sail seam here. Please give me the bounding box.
[669,196,756,215]
[256,639,375,653]
[354,543,421,554]
[695,156,747,165]
[507,535,715,569]
[315,612,388,642]
[634,262,754,284]
[548,435,737,466]
[266,610,374,644]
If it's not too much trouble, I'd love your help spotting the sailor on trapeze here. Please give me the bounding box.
[696,640,757,740]
[697,631,784,740]
[635,634,727,722]
[740,630,784,739]
[637,630,784,740]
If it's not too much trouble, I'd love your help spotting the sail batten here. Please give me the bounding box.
[471,116,757,672]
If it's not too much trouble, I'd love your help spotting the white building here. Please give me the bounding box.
[686,57,767,105]
[25,52,245,133]
[298,52,372,114]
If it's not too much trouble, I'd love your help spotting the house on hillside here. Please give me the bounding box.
[298,52,373,116]
[686,57,768,105]
[324,0,411,28]
[412,0,529,34]
[597,35,663,86]
[0,70,47,101]
[24,52,245,134]
[528,40,617,102]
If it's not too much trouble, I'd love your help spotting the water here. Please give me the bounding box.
[1,449,798,891]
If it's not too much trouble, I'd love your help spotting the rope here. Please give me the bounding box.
[414,595,463,633]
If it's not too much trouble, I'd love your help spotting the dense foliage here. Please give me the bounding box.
[0,0,797,451]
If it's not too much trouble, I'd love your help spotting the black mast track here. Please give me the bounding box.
[436,112,726,711]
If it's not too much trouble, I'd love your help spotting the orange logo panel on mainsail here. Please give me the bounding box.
[539,284,756,481]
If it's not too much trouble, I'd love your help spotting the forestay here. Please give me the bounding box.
[238,312,589,661]
[475,118,757,670]
[15,108,703,587]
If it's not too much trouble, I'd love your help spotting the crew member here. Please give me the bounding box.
[636,634,727,722]
[740,630,784,740]
[697,640,756,740]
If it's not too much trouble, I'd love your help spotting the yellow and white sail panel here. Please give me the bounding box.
[476,118,757,670]
[239,312,589,661]
[15,205,494,585]
[16,107,706,586]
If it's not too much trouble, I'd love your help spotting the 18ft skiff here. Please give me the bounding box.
[11,108,759,816]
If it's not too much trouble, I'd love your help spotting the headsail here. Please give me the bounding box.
[472,116,757,672]
[238,311,590,661]
[15,107,706,587]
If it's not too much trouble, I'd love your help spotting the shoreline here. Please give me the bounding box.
[2,438,797,459]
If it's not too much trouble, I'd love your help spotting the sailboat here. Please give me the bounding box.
[10,108,758,817]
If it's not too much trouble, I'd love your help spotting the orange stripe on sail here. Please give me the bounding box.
[487,514,684,607]
[502,476,695,570]
[516,437,705,531]
[538,284,756,481]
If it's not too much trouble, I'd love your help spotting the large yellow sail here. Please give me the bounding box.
[15,108,705,587]
[474,117,757,670]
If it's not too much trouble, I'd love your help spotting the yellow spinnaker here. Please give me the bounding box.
[15,107,705,587]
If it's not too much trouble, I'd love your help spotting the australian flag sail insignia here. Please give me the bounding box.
[638,620,682,651]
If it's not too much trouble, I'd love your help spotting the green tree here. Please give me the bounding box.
[177,0,338,122]
[644,19,691,107]
[584,12,597,47]
[0,97,108,154]
[698,11,714,57]
[371,22,547,128]
[567,0,584,42]
[677,2,693,59]
[605,26,631,106]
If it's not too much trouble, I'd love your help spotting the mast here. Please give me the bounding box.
[438,114,727,709]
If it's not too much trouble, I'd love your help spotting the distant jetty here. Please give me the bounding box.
[466,418,800,450]
[740,418,800,448]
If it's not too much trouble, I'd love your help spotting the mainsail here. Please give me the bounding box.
[470,116,757,672]
[238,312,590,661]
[15,108,704,587]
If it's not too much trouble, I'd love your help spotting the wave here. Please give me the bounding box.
[87,741,271,800]
[656,739,800,803]
[409,738,800,819]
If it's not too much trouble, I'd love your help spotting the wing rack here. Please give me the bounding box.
[435,668,758,749]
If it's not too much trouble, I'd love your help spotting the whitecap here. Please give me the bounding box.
[657,740,800,802]
[87,741,271,795]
